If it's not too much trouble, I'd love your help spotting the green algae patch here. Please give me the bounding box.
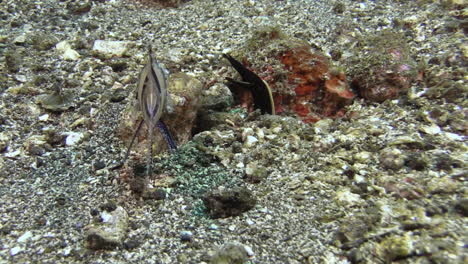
[153,142,240,198]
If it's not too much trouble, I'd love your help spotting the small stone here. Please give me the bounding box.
[0,140,7,153]
[62,247,72,256]
[68,1,91,14]
[354,151,372,163]
[245,162,267,183]
[100,211,113,223]
[92,40,131,57]
[123,238,141,250]
[335,188,363,206]
[62,48,80,61]
[333,2,346,14]
[110,88,127,103]
[402,15,419,26]
[14,74,27,83]
[379,148,405,170]
[177,253,189,263]
[208,224,218,230]
[420,124,441,135]
[37,92,74,112]
[4,149,21,158]
[10,246,22,256]
[100,201,118,212]
[56,41,80,61]
[389,135,424,146]
[427,177,458,194]
[93,161,106,171]
[17,231,33,243]
[210,243,252,264]
[38,114,49,121]
[444,132,463,141]
[13,34,26,44]
[32,33,59,51]
[28,145,45,156]
[203,187,256,218]
[244,135,258,147]
[65,132,86,146]
[84,206,129,250]
[180,230,193,242]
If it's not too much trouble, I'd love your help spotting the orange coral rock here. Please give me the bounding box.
[276,46,354,123]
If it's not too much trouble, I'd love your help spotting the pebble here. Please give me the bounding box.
[100,211,113,222]
[180,230,193,242]
[420,124,441,135]
[37,92,74,112]
[62,247,71,256]
[38,114,49,121]
[93,160,106,171]
[65,132,85,146]
[92,40,131,57]
[444,132,463,141]
[203,187,257,218]
[380,148,405,170]
[13,34,26,44]
[244,135,258,147]
[210,243,252,264]
[255,128,264,139]
[208,224,218,230]
[17,231,33,243]
[62,48,80,61]
[55,41,80,61]
[5,149,21,158]
[84,206,129,250]
[110,88,127,103]
[335,188,363,206]
[10,246,22,256]
[14,74,27,82]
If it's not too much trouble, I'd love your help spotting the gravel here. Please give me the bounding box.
[0,0,466,263]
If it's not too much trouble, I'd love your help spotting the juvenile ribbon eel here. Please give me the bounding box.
[223,54,275,115]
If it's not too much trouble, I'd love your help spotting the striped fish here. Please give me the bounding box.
[114,47,177,174]
[138,47,166,176]
[137,48,167,132]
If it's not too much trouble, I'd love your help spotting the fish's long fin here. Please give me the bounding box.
[157,120,177,151]
[147,121,154,176]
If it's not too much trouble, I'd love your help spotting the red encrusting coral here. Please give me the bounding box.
[273,45,354,123]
